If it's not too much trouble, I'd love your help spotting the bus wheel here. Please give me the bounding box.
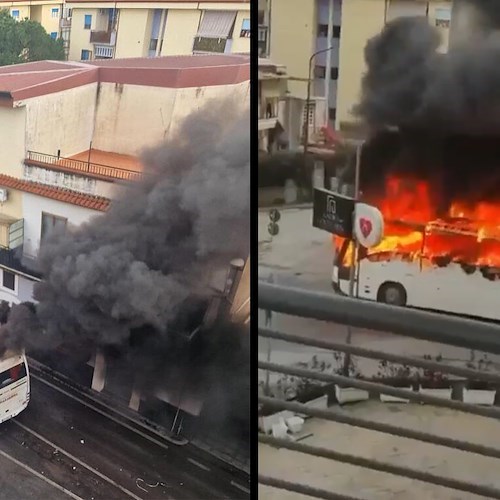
[377,282,407,306]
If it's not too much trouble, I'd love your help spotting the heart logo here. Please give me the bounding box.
[359,218,372,239]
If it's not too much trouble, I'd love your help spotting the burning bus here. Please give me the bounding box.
[332,131,500,320]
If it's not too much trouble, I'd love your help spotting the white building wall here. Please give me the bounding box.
[22,193,102,259]
[92,81,250,155]
[22,83,98,158]
[23,165,120,199]
[0,106,27,178]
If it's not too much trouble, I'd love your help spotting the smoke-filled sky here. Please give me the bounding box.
[1,98,249,359]
[356,12,500,134]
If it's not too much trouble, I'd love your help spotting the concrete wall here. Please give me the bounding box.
[23,165,118,199]
[336,0,385,129]
[92,81,250,155]
[23,83,98,158]
[0,106,26,178]
[114,9,150,58]
[69,8,97,60]
[22,192,101,258]
[230,10,251,54]
[161,9,201,55]
[270,0,315,99]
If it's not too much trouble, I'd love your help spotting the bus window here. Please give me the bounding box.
[0,363,27,389]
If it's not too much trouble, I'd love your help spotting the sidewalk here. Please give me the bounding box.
[260,400,500,499]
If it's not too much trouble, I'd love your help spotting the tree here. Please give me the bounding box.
[0,10,65,66]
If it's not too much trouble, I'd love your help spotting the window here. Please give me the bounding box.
[2,270,15,291]
[149,39,158,51]
[317,24,341,38]
[11,10,19,20]
[317,24,328,37]
[314,65,326,79]
[81,49,92,61]
[240,18,250,38]
[84,14,92,29]
[328,107,337,121]
[50,32,57,40]
[51,8,59,18]
[331,67,339,80]
[0,363,27,389]
[41,213,67,241]
[435,7,451,28]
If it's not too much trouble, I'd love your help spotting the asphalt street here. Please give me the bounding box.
[0,371,250,500]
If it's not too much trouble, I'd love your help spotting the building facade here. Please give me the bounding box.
[63,0,250,62]
[0,55,249,306]
[0,0,63,40]
[258,58,288,153]
[269,0,453,142]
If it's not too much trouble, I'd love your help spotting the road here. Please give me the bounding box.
[0,367,250,500]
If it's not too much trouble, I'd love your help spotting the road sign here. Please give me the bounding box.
[269,208,281,223]
[312,187,355,237]
[268,222,280,236]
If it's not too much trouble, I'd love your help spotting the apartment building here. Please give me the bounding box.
[0,54,249,305]
[62,0,250,62]
[0,54,249,439]
[0,0,63,39]
[269,0,453,141]
[258,58,288,153]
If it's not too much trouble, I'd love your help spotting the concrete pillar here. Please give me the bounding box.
[129,385,141,411]
[91,349,106,393]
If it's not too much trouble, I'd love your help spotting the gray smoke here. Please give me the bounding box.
[0,98,249,360]
[356,15,500,134]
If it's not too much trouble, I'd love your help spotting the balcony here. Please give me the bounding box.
[95,45,114,59]
[25,151,142,182]
[0,218,39,279]
[60,17,71,28]
[90,30,116,45]
[192,36,226,54]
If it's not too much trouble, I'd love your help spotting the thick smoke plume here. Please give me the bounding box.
[0,98,249,429]
[357,15,500,134]
[345,8,500,209]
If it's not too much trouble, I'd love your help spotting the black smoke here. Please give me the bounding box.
[0,98,249,434]
[356,16,500,135]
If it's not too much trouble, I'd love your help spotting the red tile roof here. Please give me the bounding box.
[0,174,110,212]
[0,55,249,104]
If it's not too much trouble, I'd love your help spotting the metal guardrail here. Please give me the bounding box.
[258,282,500,499]
[26,151,142,182]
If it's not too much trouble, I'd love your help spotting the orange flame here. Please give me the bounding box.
[334,175,500,268]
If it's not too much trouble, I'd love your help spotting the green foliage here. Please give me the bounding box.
[0,9,65,66]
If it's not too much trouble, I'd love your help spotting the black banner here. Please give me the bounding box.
[312,188,355,238]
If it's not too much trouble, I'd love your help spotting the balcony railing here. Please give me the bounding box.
[0,247,41,280]
[90,30,116,45]
[259,282,500,499]
[95,45,114,59]
[60,17,71,28]
[26,151,142,182]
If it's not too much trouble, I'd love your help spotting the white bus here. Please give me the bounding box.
[332,221,500,321]
[0,351,30,423]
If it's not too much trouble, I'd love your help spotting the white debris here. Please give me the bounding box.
[80,440,84,444]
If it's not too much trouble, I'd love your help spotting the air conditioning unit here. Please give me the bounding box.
[0,189,8,203]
